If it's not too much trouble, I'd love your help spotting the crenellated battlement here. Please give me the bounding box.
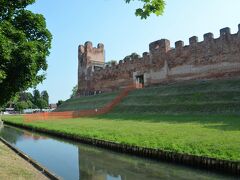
[78,42,105,92]
[79,41,105,60]
[203,32,214,42]
[78,24,240,96]
[189,36,198,45]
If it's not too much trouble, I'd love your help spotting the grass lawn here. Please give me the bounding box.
[3,113,240,162]
[0,140,47,180]
[3,79,240,162]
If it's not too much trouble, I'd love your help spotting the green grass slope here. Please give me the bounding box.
[56,91,119,112]
[114,78,240,115]
[57,78,240,115]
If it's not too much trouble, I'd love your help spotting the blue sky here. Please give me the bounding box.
[28,0,240,103]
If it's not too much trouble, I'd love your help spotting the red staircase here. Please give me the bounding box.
[24,83,138,122]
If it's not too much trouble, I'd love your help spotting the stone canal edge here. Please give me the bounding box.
[3,120,240,177]
[0,136,60,180]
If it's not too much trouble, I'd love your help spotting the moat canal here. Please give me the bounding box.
[0,125,236,180]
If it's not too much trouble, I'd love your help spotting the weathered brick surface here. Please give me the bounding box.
[78,25,240,95]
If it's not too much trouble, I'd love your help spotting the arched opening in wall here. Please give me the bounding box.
[136,75,144,89]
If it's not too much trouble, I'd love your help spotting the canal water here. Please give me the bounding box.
[0,125,236,180]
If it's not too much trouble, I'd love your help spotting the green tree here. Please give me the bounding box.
[0,0,52,106]
[125,0,165,19]
[5,93,20,109]
[15,101,28,113]
[5,91,35,111]
[56,100,64,107]
[70,85,78,98]
[41,90,49,105]
[33,89,40,105]
[32,89,49,109]
[19,92,33,102]
[36,98,48,110]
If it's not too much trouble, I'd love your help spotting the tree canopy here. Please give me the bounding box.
[41,90,49,105]
[56,100,63,107]
[125,0,165,19]
[8,89,49,112]
[0,0,52,106]
[70,85,78,98]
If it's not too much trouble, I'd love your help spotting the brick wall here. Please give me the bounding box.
[78,24,240,95]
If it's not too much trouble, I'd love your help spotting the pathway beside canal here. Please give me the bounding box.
[0,141,48,180]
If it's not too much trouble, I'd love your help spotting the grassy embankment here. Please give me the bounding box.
[0,141,47,180]
[3,79,240,161]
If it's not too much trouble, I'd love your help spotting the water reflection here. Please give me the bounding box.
[0,125,236,180]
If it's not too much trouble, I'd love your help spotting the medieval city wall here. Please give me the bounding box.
[146,26,240,85]
[78,25,240,95]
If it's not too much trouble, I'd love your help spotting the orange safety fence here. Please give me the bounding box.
[24,83,140,123]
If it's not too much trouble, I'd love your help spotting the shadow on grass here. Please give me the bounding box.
[95,113,240,131]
